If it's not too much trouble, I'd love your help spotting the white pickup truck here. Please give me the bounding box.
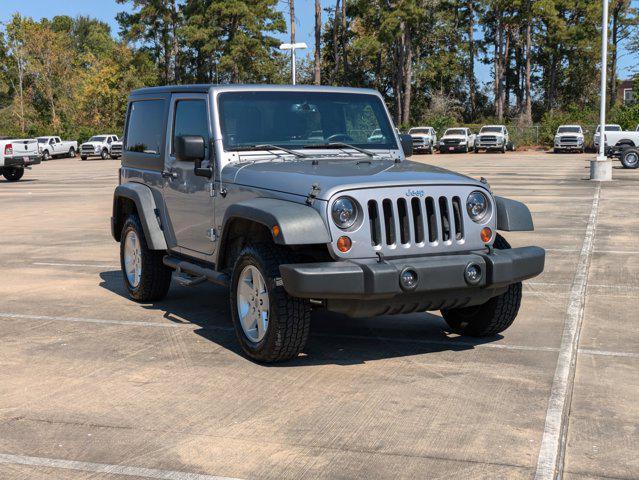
[553,125,585,153]
[438,128,476,153]
[0,138,41,182]
[408,126,437,154]
[80,134,120,160]
[475,125,513,153]
[37,136,78,160]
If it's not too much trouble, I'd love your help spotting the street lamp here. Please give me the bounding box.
[280,42,307,85]
[591,0,612,181]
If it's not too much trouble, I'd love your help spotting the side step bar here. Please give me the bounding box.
[163,256,230,288]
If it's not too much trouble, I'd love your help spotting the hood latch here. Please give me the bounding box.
[306,183,321,206]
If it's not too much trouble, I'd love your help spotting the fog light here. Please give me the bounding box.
[337,236,352,252]
[400,268,418,291]
[464,263,482,285]
[480,227,493,243]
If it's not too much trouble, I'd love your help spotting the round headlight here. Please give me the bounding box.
[466,191,490,223]
[331,197,358,229]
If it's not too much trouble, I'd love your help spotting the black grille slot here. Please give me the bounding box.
[397,198,410,244]
[382,199,395,245]
[425,197,437,242]
[368,200,381,246]
[439,196,451,242]
[411,197,424,244]
[452,196,464,240]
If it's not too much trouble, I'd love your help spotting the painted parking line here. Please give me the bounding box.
[0,453,241,480]
[1,311,636,360]
[33,262,119,269]
[534,184,600,480]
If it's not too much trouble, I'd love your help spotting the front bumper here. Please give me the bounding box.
[2,155,42,168]
[280,246,545,317]
[476,143,504,150]
[440,143,466,152]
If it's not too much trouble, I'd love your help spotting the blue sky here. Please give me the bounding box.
[2,0,636,87]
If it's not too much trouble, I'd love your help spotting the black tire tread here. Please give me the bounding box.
[441,234,522,337]
[231,243,311,362]
[120,214,172,302]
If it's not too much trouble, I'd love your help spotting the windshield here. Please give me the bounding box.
[480,126,503,133]
[218,91,398,152]
[89,136,106,142]
[444,129,466,136]
[409,128,430,134]
[557,127,581,133]
[37,138,48,143]
[595,125,621,133]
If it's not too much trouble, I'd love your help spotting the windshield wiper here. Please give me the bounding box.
[227,144,308,158]
[302,142,376,158]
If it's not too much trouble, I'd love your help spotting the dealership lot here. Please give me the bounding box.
[0,152,637,479]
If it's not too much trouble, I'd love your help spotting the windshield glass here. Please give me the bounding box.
[444,129,465,136]
[37,138,48,143]
[595,125,621,133]
[557,127,581,133]
[480,126,503,133]
[218,91,397,151]
[409,128,430,134]
[89,136,106,142]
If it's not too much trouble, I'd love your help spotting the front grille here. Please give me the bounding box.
[367,196,464,248]
[443,139,462,145]
[81,145,94,153]
[411,137,427,146]
[559,136,579,144]
[479,136,497,142]
[111,145,123,153]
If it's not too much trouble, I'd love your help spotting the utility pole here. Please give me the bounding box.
[591,0,613,181]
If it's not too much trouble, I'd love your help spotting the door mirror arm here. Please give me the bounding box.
[194,158,213,179]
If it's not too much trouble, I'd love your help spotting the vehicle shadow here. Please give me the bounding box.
[99,270,503,366]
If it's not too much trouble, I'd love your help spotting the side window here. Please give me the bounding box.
[49,139,54,145]
[172,99,209,155]
[107,137,112,144]
[125,100,165,155]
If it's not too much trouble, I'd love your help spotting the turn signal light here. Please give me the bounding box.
[480,227,493,243]
[272,225,280,237]
[337,236,352,252]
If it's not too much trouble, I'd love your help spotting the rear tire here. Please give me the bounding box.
[119,214,172,302]
[2,167,24,182]
[230,243,311,362]
[68,147,76,158]
[621,148,639,169]
[441,234,522,337]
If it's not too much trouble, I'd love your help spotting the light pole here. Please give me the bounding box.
[280,42,307,85]
[591,0,612,181]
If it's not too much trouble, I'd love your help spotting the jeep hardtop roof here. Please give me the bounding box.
[130,84,381,98]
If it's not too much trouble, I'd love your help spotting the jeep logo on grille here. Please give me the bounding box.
[405,189,425,197]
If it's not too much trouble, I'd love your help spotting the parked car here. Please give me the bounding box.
[110,139,123,159]
[0,137,41,182]
[80,134,120,160]
[475,125,513,153]
[553,125,585,153]
[438,128,476,153]
[593,124,621,151]
[37,136,78,160]
[599,125,639,169]
[110,84,545,362]
[408,126,436,154]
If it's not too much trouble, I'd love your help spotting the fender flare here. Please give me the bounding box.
[112,183,167,250]
[221,198,331,247]
[494,196,534,232]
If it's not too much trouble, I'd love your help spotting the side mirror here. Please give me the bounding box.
[400,134,413,157]
[175,135,212,178]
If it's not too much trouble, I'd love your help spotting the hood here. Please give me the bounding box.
[479,132,505,138]
[82,142,99,147]
[556,132,583,138]
[222,157,482,200]
[410,133,432,138]
[441,135,467,141]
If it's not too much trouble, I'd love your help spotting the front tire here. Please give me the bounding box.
[621,148,639,169]
[441,234,522,337]
[230,243,311,362]
[42,150,51,161]
[2,167,24,182]
[80,155,87,160]
[101,149,109,160]
[120,214,172,302]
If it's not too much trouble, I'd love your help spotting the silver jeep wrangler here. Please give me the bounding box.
[111,85,545,362]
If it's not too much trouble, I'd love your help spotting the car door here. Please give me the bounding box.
[161,93,215,257]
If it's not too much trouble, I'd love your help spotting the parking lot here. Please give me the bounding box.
[0,151,637,480]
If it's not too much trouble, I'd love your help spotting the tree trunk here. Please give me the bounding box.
[402,27,413,124]
[333,0,341,81]
[314,0,321,84]
[290,0,295,83]
[500,29,510,119]
[467,1,476,120]
[170,0,179,83]
[341,0,348,75]
[524,22,532,124]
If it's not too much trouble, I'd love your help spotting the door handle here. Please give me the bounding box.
[161,170,178,179]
